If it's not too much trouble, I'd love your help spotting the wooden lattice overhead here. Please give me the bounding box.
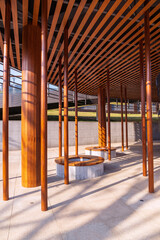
[0,0,159,100]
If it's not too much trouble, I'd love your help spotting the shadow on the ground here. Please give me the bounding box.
[1,141,160,240]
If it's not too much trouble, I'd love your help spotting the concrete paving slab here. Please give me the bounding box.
[0,142,160,240]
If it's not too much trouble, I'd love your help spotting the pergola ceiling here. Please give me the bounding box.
[0,0,159,101]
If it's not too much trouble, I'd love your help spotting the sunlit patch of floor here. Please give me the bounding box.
[0,141,160,240]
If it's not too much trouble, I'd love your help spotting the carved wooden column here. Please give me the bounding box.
[59,56,62,157]
[139,39,147,176]
[3,0,11,201]
[41,0,48,210]
[75,69,78,156]
[64,24,69,184]
[125,87,128,150]
[22,24,41,188]
[98,87,106,147]
[144,6,154,192]
[121,84,124,152]
[107,70,111,160]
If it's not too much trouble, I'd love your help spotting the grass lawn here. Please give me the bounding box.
[47,108,159,121]
[47,109,96,117]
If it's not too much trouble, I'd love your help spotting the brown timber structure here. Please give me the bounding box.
[0,0,159,209]
[2,0,11,201]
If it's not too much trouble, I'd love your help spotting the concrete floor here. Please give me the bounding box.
[0,141,160,240]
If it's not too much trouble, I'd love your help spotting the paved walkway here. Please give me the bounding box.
[0,142,160,240]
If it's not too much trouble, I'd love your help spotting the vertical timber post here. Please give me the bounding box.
[41,0,48,211]
[107,70,111,160]
[75,69,78,156]
[102,88,106,147]
[22,24,41,188]
[3,0,11,201]
[59,56,62,157]
[64,24,69,184]
[121,84,124,151]
[139,39,147,176]
[98,87,106,147]
[125,87,128,150]
[144,6,154,192]
[98,88,102,147]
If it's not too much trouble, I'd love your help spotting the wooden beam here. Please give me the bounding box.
[52,2,159,97]
[68,1,158,90]
[77,25,159,94]
[68,0,102,63]
[68,0,134,85]
[139,39,147,176]
[125,87,128,150]
[47,0,63,49]
[109,36,159,76]
[53,0,132,86]
[59,56,62,157]
[77,19,159,92]
[84,46,160,94]
[49,0,88,81]
[0,0,5,55]
[121,84,124,152]
[48,0,52,18]
[107,69,111,160]
[144,6,154,193]
[41,0,48,211]
[33,0,40,26]
[78,63,159,97]
[60,0,136,86]
[11,0,20,69]
[23,0,28,26]
[0,33,4,56]
[47,0,75,70]
[82,52,157,94]
[64,24,69,185]
[67,0,150,87]
[75,69,78,156]
[109,22,159,70]
[0,0,14,67]
[3,0,11,201]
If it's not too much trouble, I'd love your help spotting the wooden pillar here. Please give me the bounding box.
[98,88,102,146]
[125,87,128,150]
[107,70,111,160]
[64,24,69,184]
[134,103,138,113]
[121,84,124,152]
[144,7,154,193]
[22,24,41,188]
[102,89,106,147]
[139,39,147,176]
[59,56,62,157]
[75,69,78,156]
[98,87,106,147]
[3,0,11,201]
[156,103,159,114]
[41,0,48,211]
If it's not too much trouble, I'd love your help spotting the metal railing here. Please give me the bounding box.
[0,63,97,108]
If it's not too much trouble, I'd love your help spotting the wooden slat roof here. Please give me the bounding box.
[0,0,159,101]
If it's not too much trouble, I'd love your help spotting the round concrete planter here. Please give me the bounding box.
[85,146,116,160]
[55,155,104,180]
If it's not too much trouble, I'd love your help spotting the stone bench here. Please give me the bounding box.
[55,155,104,180]
[85,146,116,160]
